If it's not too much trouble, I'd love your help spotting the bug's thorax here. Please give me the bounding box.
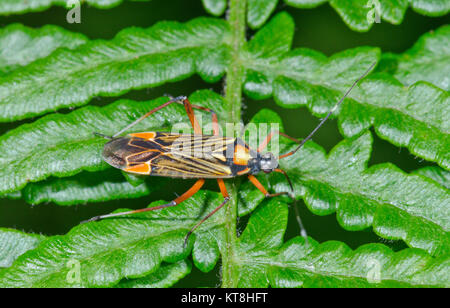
[230,138,279,176]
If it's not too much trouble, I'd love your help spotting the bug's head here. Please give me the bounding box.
[260,152,279,173]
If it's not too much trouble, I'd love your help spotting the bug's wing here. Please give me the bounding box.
[150,133,235,179]
[149,152,232,178]
[102,136,161,174]
[103,133,236,178]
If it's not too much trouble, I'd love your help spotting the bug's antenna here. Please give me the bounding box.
[279,61,376,159]
[93,132,113,140]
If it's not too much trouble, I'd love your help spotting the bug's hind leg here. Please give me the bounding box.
[93,95,221,140]
[82,178,205,225]
[106,96,188,138]
[183,179,230,247]
[81,201,178,223]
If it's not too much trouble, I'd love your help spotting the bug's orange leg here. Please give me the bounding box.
[248,174,288,198]
[176,98,220,136]
[187,102,220,136]
[82,179,205,223]
[164,94,220,135]
[257,130,300,153]
[173,179,205,204]
[180,98,203,134]
[248,174,308,239]
[183,179,230,247]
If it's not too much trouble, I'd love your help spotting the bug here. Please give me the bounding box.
[84,62,376,245]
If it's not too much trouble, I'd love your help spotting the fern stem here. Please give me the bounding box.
[225,0,246,123]
[221,0,247,288]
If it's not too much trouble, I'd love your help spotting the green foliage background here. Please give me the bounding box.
[0,0,448,287]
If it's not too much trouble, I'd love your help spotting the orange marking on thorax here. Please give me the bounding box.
[237,168,250,175]
[130,132,156,140]
[233,144,250,166]
[124,163,151,174]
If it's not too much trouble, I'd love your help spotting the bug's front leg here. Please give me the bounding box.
[82,178,205,225]
[247,174,308,239]
[257,130,300,153]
